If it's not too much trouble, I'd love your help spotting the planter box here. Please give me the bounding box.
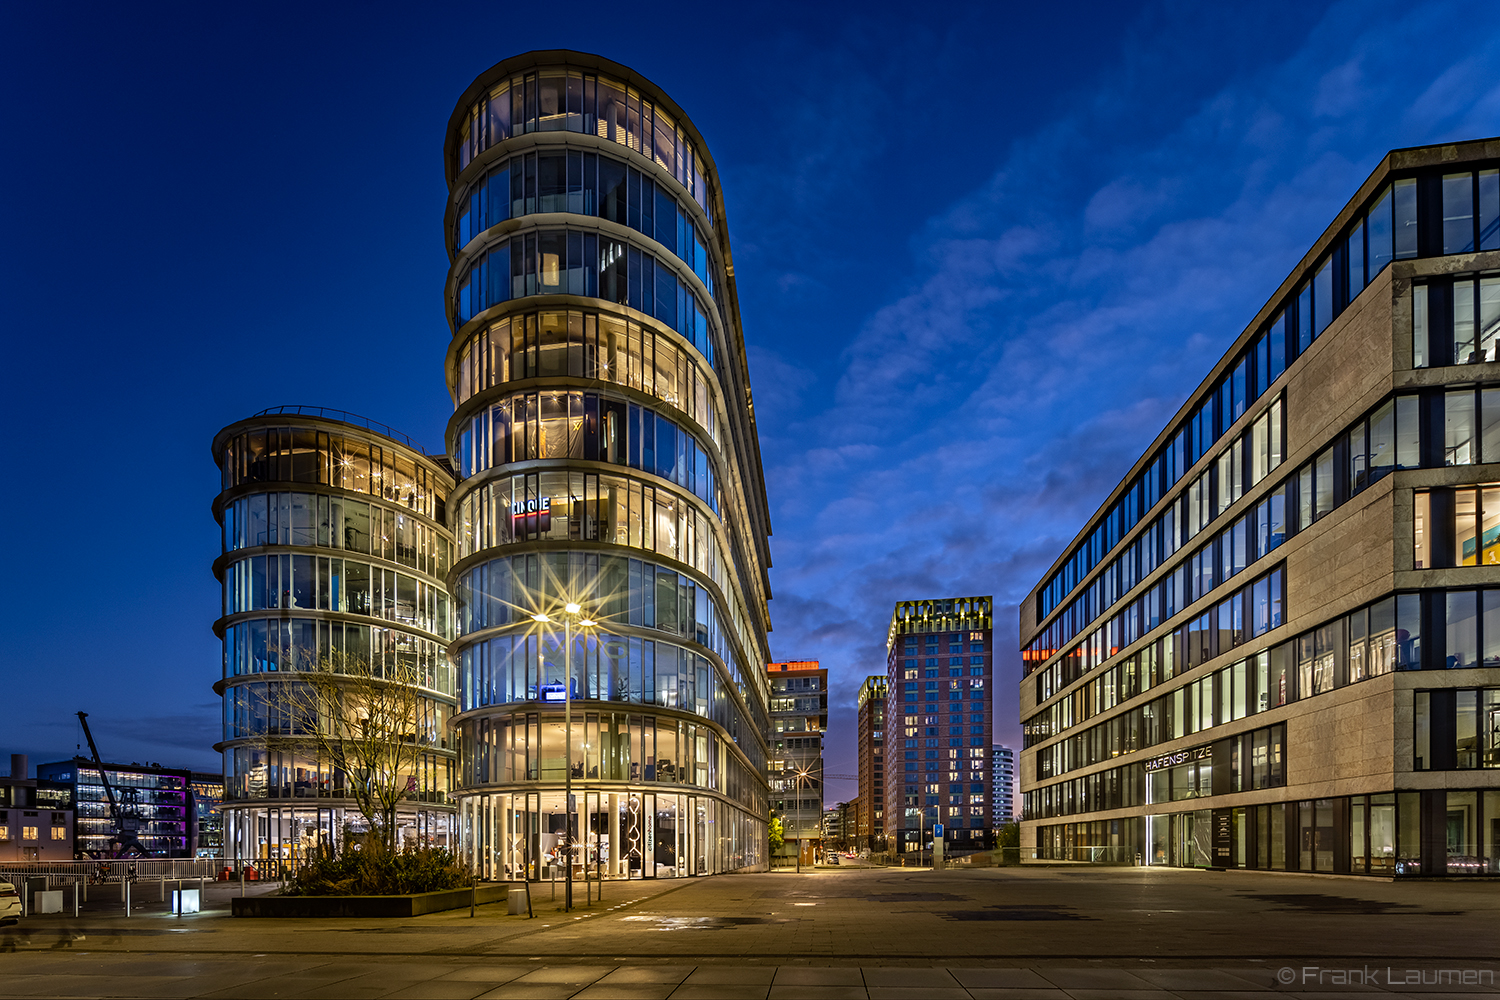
[232,882,512,918]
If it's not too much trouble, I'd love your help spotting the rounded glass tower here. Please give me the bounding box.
[443,51,773,882]
[211,407,459,862]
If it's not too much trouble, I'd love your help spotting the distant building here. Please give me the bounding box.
[856,675,887,849]
[992,745,1015,826]
[190,772,224,857]
[0,756,73,862]
[37,758,191,858]
[769,660,827,866]
[822,803,847,847]
[886,598,994,856]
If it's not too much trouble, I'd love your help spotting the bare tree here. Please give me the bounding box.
[253,649,435,852]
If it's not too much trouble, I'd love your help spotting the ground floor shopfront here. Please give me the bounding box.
[457,787,764,882]
[1033,786,1500,875]
[221,802,454,861]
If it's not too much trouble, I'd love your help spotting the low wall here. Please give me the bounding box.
[232,882,513,918]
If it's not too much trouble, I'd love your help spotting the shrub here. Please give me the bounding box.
[283,837,474,896]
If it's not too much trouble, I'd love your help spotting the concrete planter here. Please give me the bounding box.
[231,882,512,918]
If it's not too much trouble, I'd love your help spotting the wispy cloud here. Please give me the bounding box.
[748,0,1500,772]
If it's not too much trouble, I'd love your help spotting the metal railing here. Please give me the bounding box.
[0,858,287,883]
[251,405,432,453]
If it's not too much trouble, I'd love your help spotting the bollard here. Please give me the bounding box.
[198,875,204,912]
[470,883,476,918]
[74,879,81,917]
[239,863,245,897]
[160,876,165,902]
[124,878,130,917]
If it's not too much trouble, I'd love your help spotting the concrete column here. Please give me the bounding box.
[608,793,621,876]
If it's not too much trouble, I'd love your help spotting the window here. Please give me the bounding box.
[1413,284,1428,367]
[1444,172,1477,255]
[1446,390,1476,465]
[1414,687,1500,770]
[1448,591,1479,670]
[50,827,65,841]
[1415,484,1500,568]
[21,826,38,841]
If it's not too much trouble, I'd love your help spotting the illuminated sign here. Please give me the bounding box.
[1142,744,1213,773]
[511,496,552,532]
[511,497,551,516]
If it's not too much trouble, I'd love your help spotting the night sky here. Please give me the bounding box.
[4,2,1498,806]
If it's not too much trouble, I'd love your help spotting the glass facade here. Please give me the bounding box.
[452,227,718,366]
[35,761,191,858]
[445,52,772,882]
[212,414,458,860]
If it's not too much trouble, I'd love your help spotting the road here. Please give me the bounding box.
[2,865,1498,997]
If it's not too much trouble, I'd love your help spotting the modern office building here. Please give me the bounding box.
[886,598,995,856]
[38,758,189,858]
[1019,137,1500,875]
[210,408,458,860]
[190,772,225,857]
[856,674,887,848]
[0,756,73,862]
[444,51,774,881]
[768,660,826,866]
[992,744,1015,826]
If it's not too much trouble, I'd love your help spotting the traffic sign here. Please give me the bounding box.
[933,823,943,835]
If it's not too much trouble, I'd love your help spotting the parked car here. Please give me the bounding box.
[0,880,21,925]
[824,853,840,865]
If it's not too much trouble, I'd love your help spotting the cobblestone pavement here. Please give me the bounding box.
[2,866,1498,997]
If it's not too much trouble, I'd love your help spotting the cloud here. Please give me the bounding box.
[751,0,1500,765]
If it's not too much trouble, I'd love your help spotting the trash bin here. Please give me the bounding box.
[507,888,528,915]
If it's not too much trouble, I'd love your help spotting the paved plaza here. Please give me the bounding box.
[3,866,1499,997]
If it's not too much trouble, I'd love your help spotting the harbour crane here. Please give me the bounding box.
[75,712,146,858]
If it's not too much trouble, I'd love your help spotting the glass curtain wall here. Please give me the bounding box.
[445,54,772,881]
[213,415,459,862]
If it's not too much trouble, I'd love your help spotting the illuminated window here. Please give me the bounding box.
[51,827,66,841]
[22,827,38,841]
[0,826,8,840]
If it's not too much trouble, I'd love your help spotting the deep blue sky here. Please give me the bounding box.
[4,2,1498,801]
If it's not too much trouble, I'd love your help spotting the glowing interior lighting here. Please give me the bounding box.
[579,619,596,628]
[565,602,581,615]
[532,613,552,623]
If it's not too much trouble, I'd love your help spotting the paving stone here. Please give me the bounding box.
[594,966,695,984]
[772,967,865,986]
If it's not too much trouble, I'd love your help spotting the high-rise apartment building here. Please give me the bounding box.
[886,598,994,856]
[768,660,826,866]
[206,50,772,881]
[445,51,774,880]
[1019,138,1500,876]
[211,409,459,860]
[856,675,887,848]
[991,745,1015,827]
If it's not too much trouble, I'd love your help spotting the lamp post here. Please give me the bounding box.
[792,767,811,873]
[534,603,595,913]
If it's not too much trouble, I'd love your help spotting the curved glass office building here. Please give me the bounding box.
[211,407,458,861]
[443,52,774,880]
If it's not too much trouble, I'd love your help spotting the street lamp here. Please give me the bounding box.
[532,603,596,913]
[792,766,812,873]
